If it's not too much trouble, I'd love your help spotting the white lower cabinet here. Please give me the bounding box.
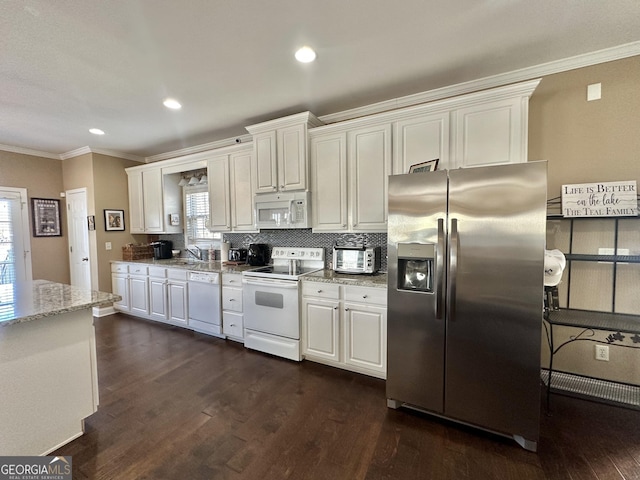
[222,272,244,341]
[111,264,130,311]
[149,276,168,322]
[111,263,189,328]
[129,274,149,317]
[301,281,387,378]
[148,267,189,327]
[167,269,188,327]
[112,263,149,316]
[344,302,386,374]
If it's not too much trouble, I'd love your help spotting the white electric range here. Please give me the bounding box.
[242,247,324,360]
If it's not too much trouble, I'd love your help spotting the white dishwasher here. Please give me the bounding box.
[188,271,222,337]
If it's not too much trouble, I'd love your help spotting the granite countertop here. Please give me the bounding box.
[0,280,121,327]
[112,258,257,274]
[113,260,388,287]
[302,270,388,288]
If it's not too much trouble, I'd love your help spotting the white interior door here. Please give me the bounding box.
[66,189,91,290]
[0,187,32,283]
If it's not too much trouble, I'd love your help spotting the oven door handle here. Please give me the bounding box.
[242,278,299,289]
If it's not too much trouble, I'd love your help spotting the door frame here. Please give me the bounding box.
[0,186,33,282]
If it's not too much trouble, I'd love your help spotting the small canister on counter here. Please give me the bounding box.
[221,241,230,263]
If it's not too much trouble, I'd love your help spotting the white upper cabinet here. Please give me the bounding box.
[127,170,145,233]
[229,149,256,231]
[310,132,348,231]
[246,112,324,193]
[252,131,278,193]
[310,122,391,233]
[207,145,256,232]
[392,79,538,172]
[142,168,163,233]
[207,155,231,231]
[452,96,526,168]
[127,166,181,234]
[393,112,450,174]
[348,123,392,232]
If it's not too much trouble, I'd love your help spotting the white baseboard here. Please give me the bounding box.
[93,305,116,317]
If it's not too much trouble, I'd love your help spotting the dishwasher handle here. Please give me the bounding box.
[242,278,299,289]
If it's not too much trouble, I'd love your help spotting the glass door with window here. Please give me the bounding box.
[0,188,32,284]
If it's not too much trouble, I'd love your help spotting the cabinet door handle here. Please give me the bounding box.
[272,186,277,190]
[362,295,368,299]
[334,306,338,310]
[344,308,350,311]
[229,298,235,302]
[317,289,323,293]
[230,323,236,327]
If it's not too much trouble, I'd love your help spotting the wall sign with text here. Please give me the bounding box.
[561,181,637,217]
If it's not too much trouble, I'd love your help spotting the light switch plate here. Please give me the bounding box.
[105,242,112,250]
[587,83,601,101]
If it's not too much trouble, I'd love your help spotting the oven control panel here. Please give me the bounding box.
[270,247,324,260]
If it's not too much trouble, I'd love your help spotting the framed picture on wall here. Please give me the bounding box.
[31,198,62,237]
[409,159,439,173]
[104,209,125,231]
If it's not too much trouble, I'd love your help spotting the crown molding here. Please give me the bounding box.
[145,134,253,163]
[319,41,640,125]
[60,146,144,162]
[90,148,145,163]
[59,146,92,159]
[0,143,61,160]
[245,111,324,134]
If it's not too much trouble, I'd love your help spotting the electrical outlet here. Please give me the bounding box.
[595,344,609,361]
[105,242,112,251]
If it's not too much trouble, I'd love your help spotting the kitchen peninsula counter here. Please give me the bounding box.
[0,280,120,455]
[0,279,120,327]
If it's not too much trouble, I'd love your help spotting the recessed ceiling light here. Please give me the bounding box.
[295,46,316,63]
[89,128,105,135]
[163,98,182,110]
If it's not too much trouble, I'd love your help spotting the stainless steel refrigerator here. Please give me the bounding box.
[386,161,547,452]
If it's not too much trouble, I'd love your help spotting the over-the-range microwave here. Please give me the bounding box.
[254,191,310,229]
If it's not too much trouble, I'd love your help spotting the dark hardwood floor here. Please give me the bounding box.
[54,313,640,479]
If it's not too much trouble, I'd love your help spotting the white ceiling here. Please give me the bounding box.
[2,0,640,161]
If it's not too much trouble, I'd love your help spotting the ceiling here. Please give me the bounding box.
[2,1,640,161]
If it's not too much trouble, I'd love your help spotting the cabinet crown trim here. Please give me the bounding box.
[310,79,540,135]
[246,111,324,134]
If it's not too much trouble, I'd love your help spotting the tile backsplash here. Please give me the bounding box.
[157,229,388,270]
[224,229,388,271]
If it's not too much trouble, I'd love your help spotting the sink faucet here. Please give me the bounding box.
[186,246,202,260]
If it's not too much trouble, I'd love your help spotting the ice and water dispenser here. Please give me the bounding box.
[396,243,435,293]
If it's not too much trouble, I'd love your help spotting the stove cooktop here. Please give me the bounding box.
[242,247,325,280]
[243,265,323,280]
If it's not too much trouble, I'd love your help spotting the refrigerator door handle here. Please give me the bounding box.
[449,218,459,322]
[436,218,445,320]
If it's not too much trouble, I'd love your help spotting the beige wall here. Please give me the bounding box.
[0,151,69,283]
[92,153,139,291]
[529,55,640,385]
[0,150,140,291]
[529,55,640,195]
